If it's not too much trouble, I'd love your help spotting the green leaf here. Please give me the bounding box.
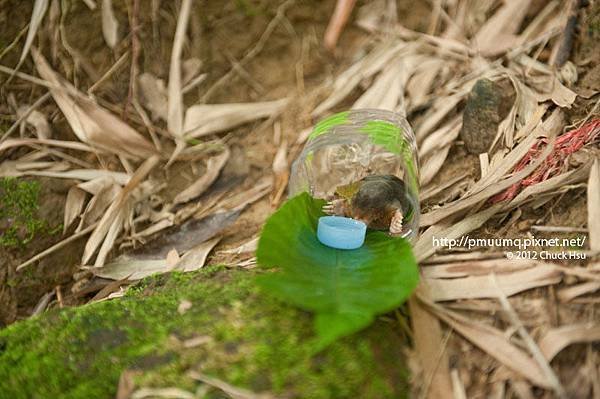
[256,192,419,351]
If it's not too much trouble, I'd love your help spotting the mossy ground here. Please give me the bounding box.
[0,177,60,248]
[0,266,410,398]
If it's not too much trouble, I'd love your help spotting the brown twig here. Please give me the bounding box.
[553,0,584,67]
[323,0,357,52]
[123,0,141,121]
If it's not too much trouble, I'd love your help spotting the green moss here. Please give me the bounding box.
[0,267,410,398]
[0,177,58,248]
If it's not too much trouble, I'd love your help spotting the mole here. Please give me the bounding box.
[322,174,412,235]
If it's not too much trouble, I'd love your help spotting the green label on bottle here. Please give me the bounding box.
[360,121,419,194]
[308,111,350,140]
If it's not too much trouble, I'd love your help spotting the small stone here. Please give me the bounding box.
[177,299,192,314]
[460,79,515,155]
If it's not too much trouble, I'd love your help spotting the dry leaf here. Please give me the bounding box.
[177,299,193,314]
[131,387,195,399]
[0,138,95,154]
[127,209,240,260]
[101,0,119,48]
[93,258,167,280]
[77,181,121,231]
[312,42,406,116]
[166,248,181,268]
[19,169,130,185]
[426,264,561,302]
[116,370,139,399]
[17,107,51,139]
[138,72,168,121]
[187,370,273,399]
[32,48,156,159]
[221,237,259,254]
[14,0,49,74]
[422,259,541,279]
[183,99,288,139]
[167,0,192,138]
[182,57,203,86]
[557,281,600,302]
[173,148,230,204]
[472,0,531,56]
[587,158,600,251]
[538,324,600,361]
[83,156,159,266]
[174,236,221,272]
[165,0,192,164]
[271,140,288,205]
[63,186,87,233]
[408,294,454,399]
[423,299,551,388]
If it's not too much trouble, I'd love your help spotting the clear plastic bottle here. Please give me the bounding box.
[289,109,419,240]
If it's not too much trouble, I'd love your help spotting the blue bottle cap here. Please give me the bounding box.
[317,216,367,250]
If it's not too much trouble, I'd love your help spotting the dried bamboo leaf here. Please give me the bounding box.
[94,204,126,267]
[532,76,577,108]
[415,205,502,263]
[312,42,406,116]
[138,72,167,121]
[416,94,463,142]
[406,58,443,108]
[63,186,87,233]
[422,259,540,279]
[101,0,119,48]
[165,249,180,269]
[81,0,97,10]
[425,264,561,302]
[0,138,96,154]
[31,48,156,159]
[93,258,168,280]
[408,294,454,399]
[419,117,462,184]
[77,182,121,231]
[422,299,551,388]
[221,237,259,254]
[77,176,117,195]
[420,117,463,156]
[15,0,49,71]
[94,216,232,280]
[538,324,600,361]
[420,145,451,186]
[167,0,192,166]
[505,161,592,210]
[131,387,195,399]
[128,209,240,260]
[352,55,421,111]
[557,281,600,302]
[17,107,51,139]
[187,370,273,399]
[473,0,531,56]
[19,169,130,185]
[183,99,288,138]
[216,177,272,211]
[490,274,566,398]
[587,158,600,251]
[83,156,159,266]
[174,236,221,272]
[173,148,230,204]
